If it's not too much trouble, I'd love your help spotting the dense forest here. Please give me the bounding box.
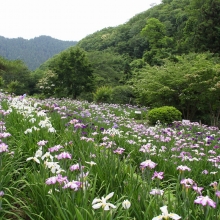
[0,0,220,126]
[0,36,77,70]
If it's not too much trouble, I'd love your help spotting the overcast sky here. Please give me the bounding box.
[1,0,162,41]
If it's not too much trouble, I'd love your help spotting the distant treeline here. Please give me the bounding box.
[0,35,77,70]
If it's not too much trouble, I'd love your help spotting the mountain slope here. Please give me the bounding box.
[0,35,77,70]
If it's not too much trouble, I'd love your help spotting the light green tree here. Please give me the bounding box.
[141,18,173,65]
[141,18,167,48]
[36,70,57,97]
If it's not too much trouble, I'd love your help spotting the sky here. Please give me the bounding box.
[1,0,162,42]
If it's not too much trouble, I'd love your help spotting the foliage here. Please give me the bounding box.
[0,56,31,95]
[77,12,151,58]
[76,92,94,102]
[130,52,220,125]
[36,70,57,97]
[0,76,4,87]
[49,47,94,98]
[28,69,45,95]
[77,0,189,60]
[93,86,113,103]
[111,85,135,105]
[87,51,127,88]
[147,106,182,125]
[77,0,220,66]
[141,18,167,48]
[7,80,24,94]
[183,0,220,53]
[35,49,129,97]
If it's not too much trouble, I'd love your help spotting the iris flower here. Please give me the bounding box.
[180,178,194,188]
[0,191,4,197]
[37,140,48,146]
[56,152,72,160]
[85,161,97,166]
[216,191,220,198]
[152,206,181,220]
[194,196,216,208]
[140,159,157,169]
[69,163,81,171]
[113,147,125,154]
[122,199,131,209]
[177,165,191,172]
[150,189,164,196]
[26,147,43,164]
[92,192,116,211]
[152,171,164,180]
[62,180,81,191]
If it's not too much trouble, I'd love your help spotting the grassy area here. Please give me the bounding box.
[0,93,219,219]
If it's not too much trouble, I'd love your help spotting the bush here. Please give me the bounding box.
[112,85,135,105]
[93,86,113,103]
[77,92,93,102]
[147,106,182,125]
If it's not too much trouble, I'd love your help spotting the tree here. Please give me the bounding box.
[141,18,174,65]
[87,51,125,88]
[36,70,57,97]
[141,18,167,49]
[0,56,31,95]
[183,0,220,53]
[50,47,94,98]
[7,80,24,94]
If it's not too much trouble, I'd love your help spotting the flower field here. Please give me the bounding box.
[0,93,219,220]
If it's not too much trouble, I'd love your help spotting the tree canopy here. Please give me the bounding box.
[41,47,94,98]
[0,56,31,94]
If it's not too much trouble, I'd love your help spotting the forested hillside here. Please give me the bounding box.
[78,0,220,61]
[0,36,77,70]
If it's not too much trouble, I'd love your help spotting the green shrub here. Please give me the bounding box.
[112,85,135,104]
[77,92,93,102]
[93,86,113,103]
[32,93,46,100]
[147,106,182,125]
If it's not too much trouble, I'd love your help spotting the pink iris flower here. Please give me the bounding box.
[152,171,164,180]
[140,159,157,169]
[56,152,72,160]
[194,196,216,208]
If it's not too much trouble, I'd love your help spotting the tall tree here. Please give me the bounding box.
[50,47,94,98]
